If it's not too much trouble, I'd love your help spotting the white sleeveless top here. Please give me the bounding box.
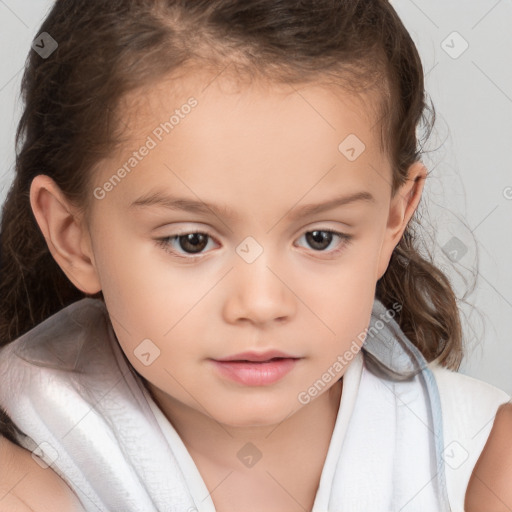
[0,298,509,512]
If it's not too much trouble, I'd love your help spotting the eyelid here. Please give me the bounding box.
[157,229,220,259]
[155,224,353,260]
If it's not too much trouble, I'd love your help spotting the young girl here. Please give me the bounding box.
[0,1,510,511]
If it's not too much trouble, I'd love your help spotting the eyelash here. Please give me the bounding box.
[155,228,353,260]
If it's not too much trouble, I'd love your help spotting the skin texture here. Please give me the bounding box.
[27,71,427,511]
[0,436,85,512]
[465,402,512,512]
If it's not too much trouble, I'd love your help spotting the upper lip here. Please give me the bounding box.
[213,350,301,362]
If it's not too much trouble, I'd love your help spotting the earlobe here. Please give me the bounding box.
[375,161,427,281]
[29,175,102,294]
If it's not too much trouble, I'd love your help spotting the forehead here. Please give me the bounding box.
[94,68,390,213]
[122,66,383,139]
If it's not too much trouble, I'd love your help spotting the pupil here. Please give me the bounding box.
[180,233,208,253]
[307,230,332,250]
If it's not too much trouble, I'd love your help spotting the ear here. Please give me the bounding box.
[375,161,427,282]
[29,175,102,294]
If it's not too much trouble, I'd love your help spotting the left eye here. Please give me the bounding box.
[295,229,352,253]
[155,229,353,258]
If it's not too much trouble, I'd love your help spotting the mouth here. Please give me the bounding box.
[214,349,300,363]
[224,357,294,363]
[210,356,302,386]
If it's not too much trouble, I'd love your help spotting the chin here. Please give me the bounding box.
[215,402,299,429]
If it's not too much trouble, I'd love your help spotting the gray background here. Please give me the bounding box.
[0,1,511,393]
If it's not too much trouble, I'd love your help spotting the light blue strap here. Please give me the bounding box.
[363,298,452,511]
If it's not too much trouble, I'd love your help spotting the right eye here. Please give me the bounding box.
[155,231,219,258]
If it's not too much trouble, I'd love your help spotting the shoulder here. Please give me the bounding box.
[430,364,510,436]
[465,402,512,512]
[0,435,85,512]
[429,364,511,512]
[430,363,510,405]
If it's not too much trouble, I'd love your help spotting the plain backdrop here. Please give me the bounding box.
[0,1,511,393]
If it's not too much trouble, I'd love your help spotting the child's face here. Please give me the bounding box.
[39,70,425,427]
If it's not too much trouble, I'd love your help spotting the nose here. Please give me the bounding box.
[222,250,296,326]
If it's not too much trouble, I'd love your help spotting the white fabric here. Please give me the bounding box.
[330,359,438,510]
[0,297,509,512]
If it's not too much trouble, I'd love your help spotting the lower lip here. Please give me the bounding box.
[211,358,300,386]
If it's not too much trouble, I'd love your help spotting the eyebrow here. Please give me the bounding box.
[129,190,375,220]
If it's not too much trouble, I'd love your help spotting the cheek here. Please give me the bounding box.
[292,246,378,321]
[293,248,379,359]
[94,236,211,362]
[100,229,219,307]
[93,225,192,313]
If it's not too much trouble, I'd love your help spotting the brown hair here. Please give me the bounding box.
[1,0,467,439]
